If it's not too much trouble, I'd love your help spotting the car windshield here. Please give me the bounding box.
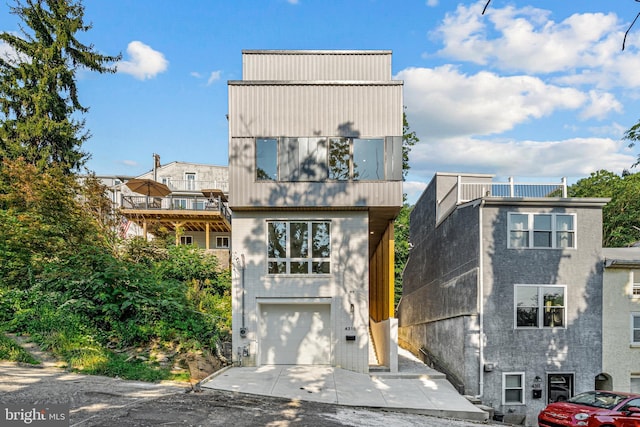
[567,391,626,410]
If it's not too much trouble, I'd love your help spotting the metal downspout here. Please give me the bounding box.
[477,199,485,399]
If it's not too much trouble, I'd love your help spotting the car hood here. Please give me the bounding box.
[542,401,609,419]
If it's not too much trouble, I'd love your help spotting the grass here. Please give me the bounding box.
[0,334,40,364]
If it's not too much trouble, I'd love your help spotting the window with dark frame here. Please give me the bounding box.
[267,221,330,275]
[256,136,400,182]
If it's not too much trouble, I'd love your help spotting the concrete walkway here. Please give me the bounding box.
[201,348,488,422]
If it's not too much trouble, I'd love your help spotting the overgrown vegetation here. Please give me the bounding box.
[0,1,229,381]
[568,169,640,247]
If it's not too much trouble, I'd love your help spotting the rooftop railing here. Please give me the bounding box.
[437,176,567,225]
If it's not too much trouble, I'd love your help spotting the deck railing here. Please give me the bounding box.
[120,195,231,222]
[162,179,229,193]
[437,177,567,225]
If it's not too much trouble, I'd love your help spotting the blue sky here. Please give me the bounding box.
[2,0,640,203]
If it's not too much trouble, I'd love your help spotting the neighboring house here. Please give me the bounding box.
[113,159,231,266]
[228,50,404,373]
[397,172,609,426]
[602,247,640,393]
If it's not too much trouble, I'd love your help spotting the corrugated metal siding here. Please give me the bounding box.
[228,83,403,137]
[228,145,403,208]
[242,50,392,81]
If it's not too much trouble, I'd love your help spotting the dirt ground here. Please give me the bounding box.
[0,336,507,427]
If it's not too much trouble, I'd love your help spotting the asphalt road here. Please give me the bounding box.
[0,362,507,426]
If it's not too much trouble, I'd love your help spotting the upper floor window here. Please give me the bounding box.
[267,221,330,275]
[508,213,575,249]
[256,136,401,182]
[185,173,196,190]
[515,284,565,328]
[632,313,640,345]
[633,270,640,298]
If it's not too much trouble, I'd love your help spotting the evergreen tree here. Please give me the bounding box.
[0,0,120,172]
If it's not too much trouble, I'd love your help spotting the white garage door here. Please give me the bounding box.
[259,304,331,365]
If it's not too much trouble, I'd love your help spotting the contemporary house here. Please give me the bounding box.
[397,173,609,425]
[228,50,404,373]
[113,158,231,264]
[602,247,640,393]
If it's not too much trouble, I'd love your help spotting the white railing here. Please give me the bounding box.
[436,176,567,225]
[163,180,229,193]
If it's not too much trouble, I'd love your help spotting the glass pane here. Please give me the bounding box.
[298,138,328,181]
[634,329,640,343]
[517,308,538,327]
[290,222,308,258]
[353,138,384,180]
[516,286,538,307]
[533,231,552,247]
[534,214,552,230]
[328,138,351,180]
[268,261,286,274]
[510,214,528,230]
[556,231,574,248]
[268,222,287,258]
[290,261,309,274]
[312,262,330,274]
[556,215,574,231]
[543,308,564,327]
[634,316,640,328]
[506,375,522,388]
[256,138,278,181]
[505,389,522,403]
[510,231,528,248]
[312,222,330,257]
[631,378,640,394]
[280,137,299,181]
[543,287,564,307]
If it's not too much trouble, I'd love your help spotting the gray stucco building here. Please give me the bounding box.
[397,173,609,426]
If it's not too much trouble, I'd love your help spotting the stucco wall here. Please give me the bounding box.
[481,203,604,425]
[231,210,370,373]
[603,268,640,391]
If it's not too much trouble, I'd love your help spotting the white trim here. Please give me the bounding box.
[632,270,640,298]
[507,212,576,249]
[266,220,331,275]
[502,372,526,405]
[514,284,567,329]
[632,312,640,345]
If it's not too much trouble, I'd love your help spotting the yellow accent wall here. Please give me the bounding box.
[370,221,395,321]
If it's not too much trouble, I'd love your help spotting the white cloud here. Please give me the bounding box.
[207,70,222,86]
[580,91,623,120]
[397,66,587,138]
[121,160,138,167]
[409,136,635,180]
[117,41,168,80]
[426,0,438,7]
[432,3,640,89]
[190,71,202,78]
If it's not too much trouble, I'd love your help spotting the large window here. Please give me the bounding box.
[267,221,331,274]
[508,213,575,249]
[503,372,525,405]
[632,313,640,345]
[257,136,401,182]
[515,285,565,328]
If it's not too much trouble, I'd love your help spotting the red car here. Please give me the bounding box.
[538,390,640,426]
